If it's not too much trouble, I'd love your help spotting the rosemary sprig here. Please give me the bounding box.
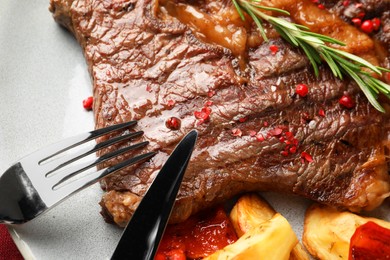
[233,0,390,112]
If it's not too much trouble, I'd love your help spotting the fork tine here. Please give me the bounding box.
[50,152,156,204]
[43,131,144,176]
[31,121,137,163]
[46,141,150,186]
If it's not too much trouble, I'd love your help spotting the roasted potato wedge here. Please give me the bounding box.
[229,193,309,260]
[289,243,310,260]
[303,203,390,260]
[229,193,276,237]
[204,213,298,260]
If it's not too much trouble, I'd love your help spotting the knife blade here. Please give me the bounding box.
[111,130,198,260]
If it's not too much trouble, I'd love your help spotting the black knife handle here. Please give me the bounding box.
[111,130,197,260]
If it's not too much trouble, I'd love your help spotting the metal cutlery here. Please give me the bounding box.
[111,130,198,260]
[0,121,155,224]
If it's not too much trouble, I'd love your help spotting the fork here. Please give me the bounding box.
[0,121,155,224]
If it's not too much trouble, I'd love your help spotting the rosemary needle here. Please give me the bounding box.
[233,0,390,112]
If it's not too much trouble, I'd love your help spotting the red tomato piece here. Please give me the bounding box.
[349,221,390,260]
[155,207,238,259]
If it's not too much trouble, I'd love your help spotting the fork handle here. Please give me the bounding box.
[0,163,47,224]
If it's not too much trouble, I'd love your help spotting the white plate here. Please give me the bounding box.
[0,1,389,259]
[0,1,122,259]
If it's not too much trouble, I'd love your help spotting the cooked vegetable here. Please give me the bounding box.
[204,213,298,260]
[155,206,238,259]
[349,221,390,259]
[303,203,390,260]
[229,193,276,237]
[157,194,309,259]
[289,243,310,260]
[228,193,309,260]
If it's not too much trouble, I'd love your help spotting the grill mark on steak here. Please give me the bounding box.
[49,0,390,226]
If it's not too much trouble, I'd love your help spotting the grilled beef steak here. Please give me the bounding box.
[49,0,390,226]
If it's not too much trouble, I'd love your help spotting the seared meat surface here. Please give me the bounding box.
[49,0,390,226]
